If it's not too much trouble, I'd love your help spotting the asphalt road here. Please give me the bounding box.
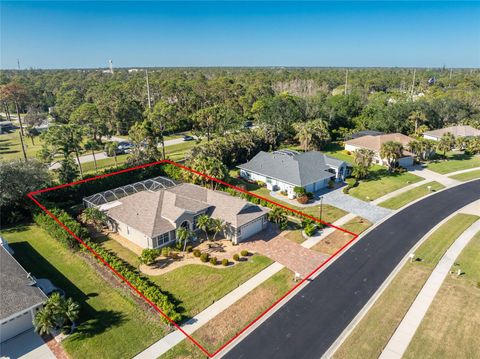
[223,179,480,359]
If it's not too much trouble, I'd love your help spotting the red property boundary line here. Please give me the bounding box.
[28,159,360,358]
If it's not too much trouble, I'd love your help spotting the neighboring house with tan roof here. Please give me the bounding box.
[344,133,416,167]
[423,125,480,141]
[100,183,269,248]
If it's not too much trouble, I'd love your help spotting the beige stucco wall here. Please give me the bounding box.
[115,220,152,249]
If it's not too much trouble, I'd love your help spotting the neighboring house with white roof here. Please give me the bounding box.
[423,125,480,141]
[344,133,416,168]
[237,150,350,199]
[0,243,47,343]
[94,183,269,248]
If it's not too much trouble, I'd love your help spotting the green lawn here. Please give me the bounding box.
[348,166,423,201]
[1,224,167,359]
[449,169,480,182]
[404,231,480,359]
[0,130,44,161]
[161,268,295,358]
[150,255,273,318]
[426,152,480,174]
[94,235,141,268]
[378,181,445,210]
[251,187,347,223]
[335,213,479,359]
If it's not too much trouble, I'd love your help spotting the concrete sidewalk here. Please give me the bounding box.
[379,219,480,359]
[408,166,460,187]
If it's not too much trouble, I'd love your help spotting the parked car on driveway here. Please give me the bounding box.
[183,135,194,141]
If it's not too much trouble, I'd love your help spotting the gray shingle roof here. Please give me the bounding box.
[237,150,346,186]
[0,246,47,320]
[424,125,480,138]
[107,183,268,238]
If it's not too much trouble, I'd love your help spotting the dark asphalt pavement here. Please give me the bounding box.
[223,180,480,359]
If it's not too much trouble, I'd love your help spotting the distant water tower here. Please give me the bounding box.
[108,59,114,74]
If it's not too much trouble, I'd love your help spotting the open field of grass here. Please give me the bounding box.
[378,181,445,209]
[426,152,480,174]
[449,169,480,182]
[161,267,295,358]
[348,166,423,201]
[312,217,372,255]
[0,130,43,161]
[404,231,480,359]
[1,224,167,359]
[150,255,273,318]
[335,214,479,359]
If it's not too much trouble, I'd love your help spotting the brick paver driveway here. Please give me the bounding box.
[241,225,329,277]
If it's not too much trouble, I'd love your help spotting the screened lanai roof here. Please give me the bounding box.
[83,176,178,208]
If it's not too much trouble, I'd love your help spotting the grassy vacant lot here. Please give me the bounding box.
[1,224,167,359]
[161,268,295,358]
[348,166,423,201]
[334,213,479,359]
[449,169,480,182]
[378,181,445,210]
[312,217,372,255]
[0,130,43,161]
[150,255,273,318]
[426,152,480,174]
[404,231,480,359]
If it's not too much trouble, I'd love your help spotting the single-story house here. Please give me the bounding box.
[344,133,416,168]
[349,130,384,139]
[423,125,480,141]
[237,150,350,199]
[101,183,269,248]
[0,241,47,343]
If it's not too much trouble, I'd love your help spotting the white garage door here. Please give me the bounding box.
[0,311,33,343]
[239,217,264,241]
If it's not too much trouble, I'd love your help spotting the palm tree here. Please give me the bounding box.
[176,227,194,252]
[267,207,287,225]
[408,110,427,135]
[293,122,312,152]
[63,298,80,332]
[437,132,456,157]
[380,141,404,171]
[196,214,211,241]
[33,307,56,336]
[105,142,120,167]
[80,207,108,231]
[210,218,225,242]
[84,140,100,173]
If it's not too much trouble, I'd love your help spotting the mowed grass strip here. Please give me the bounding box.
[334,213,479,359]
[378,181,445,210]
[348,166,423,201]
[150,255,273,318]
[426,152,480,174]
[449,169,480,182]
[161,268,295,358]
[312,217,372,255]
[1,224,167,359]
[404,231,480,359]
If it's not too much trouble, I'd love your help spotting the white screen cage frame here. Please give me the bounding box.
[83,176,178,208]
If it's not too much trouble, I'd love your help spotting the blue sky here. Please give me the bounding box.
[1,1,479,69]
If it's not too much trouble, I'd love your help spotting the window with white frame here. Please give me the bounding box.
[153,232,170,248]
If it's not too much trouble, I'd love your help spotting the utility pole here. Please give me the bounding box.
[344,69,349,95]
[145,69,152,110]
[410,68,416,100]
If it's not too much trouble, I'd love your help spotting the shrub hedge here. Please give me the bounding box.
[33,208,181,323]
